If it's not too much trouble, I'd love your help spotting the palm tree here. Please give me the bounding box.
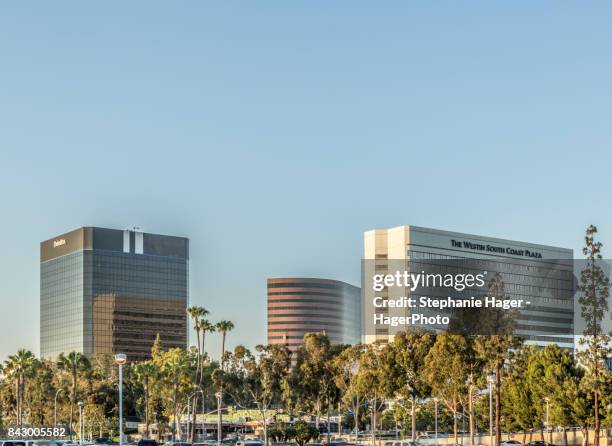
[187,306,209,380]
[200,320,216,363]
[215,320,234,368]
[133,361,158,439]
[187,306,209,442]
[57,351,91,439]
[214,320,234,443]
[3,349,36,429]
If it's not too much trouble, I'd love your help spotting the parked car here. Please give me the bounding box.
[236,441,264,446]
[501,441,524,446]
[137,441,157,446]
[0,442,27,446]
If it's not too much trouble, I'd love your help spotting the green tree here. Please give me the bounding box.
[295,333,336,431]
[156,348,192,441]
[352,343,388,444]
[577,225,612,446]
[133,361,158,439]
[187,306,209,379]
[215,320,234,441]
[502,345,539,444]
[24,358,55,426]
[390,330,435,441]
[216,320,235,368]
[200,320,216,359]
[226,344,291,444]
[57,351,91,439]
[424,334,469,444]
[267,421,295,443]
[293,420,319,446]
[3,349,36,429]
[333,344,364,433]
[187,305,209,441]
[474,272,522,446]
[527,345,586,446]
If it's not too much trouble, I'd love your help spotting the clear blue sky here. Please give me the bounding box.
[1,2,611,361]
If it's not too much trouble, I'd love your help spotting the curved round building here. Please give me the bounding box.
[267,278,361,356]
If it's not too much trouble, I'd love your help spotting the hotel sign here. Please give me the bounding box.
[451,239,542,258]
[53,239,66,248]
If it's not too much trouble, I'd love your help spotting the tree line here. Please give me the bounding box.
[1,226,611,446]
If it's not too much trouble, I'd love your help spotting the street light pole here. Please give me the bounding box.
[115,353,127,446]
[54,388,63,430]
[78,401,84,444]
[215,391,222,445]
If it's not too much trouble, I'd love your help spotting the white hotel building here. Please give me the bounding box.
[363,225,575,349]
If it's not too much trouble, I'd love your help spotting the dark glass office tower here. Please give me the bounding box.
[40,227,189,361]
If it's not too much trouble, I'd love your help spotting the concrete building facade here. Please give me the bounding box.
[363,225,575,348]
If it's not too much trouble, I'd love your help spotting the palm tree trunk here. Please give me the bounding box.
[203,330,206,386]
[71,367,77,440]
[17,376,22,429]
[144,380,150,439]
[191,394,197,442]
[221,333,226,367]
[219,331,226,441]
[195,326,202,376]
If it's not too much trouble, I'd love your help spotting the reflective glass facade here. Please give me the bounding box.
[41,251,86,356]
[40,227,189,360]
